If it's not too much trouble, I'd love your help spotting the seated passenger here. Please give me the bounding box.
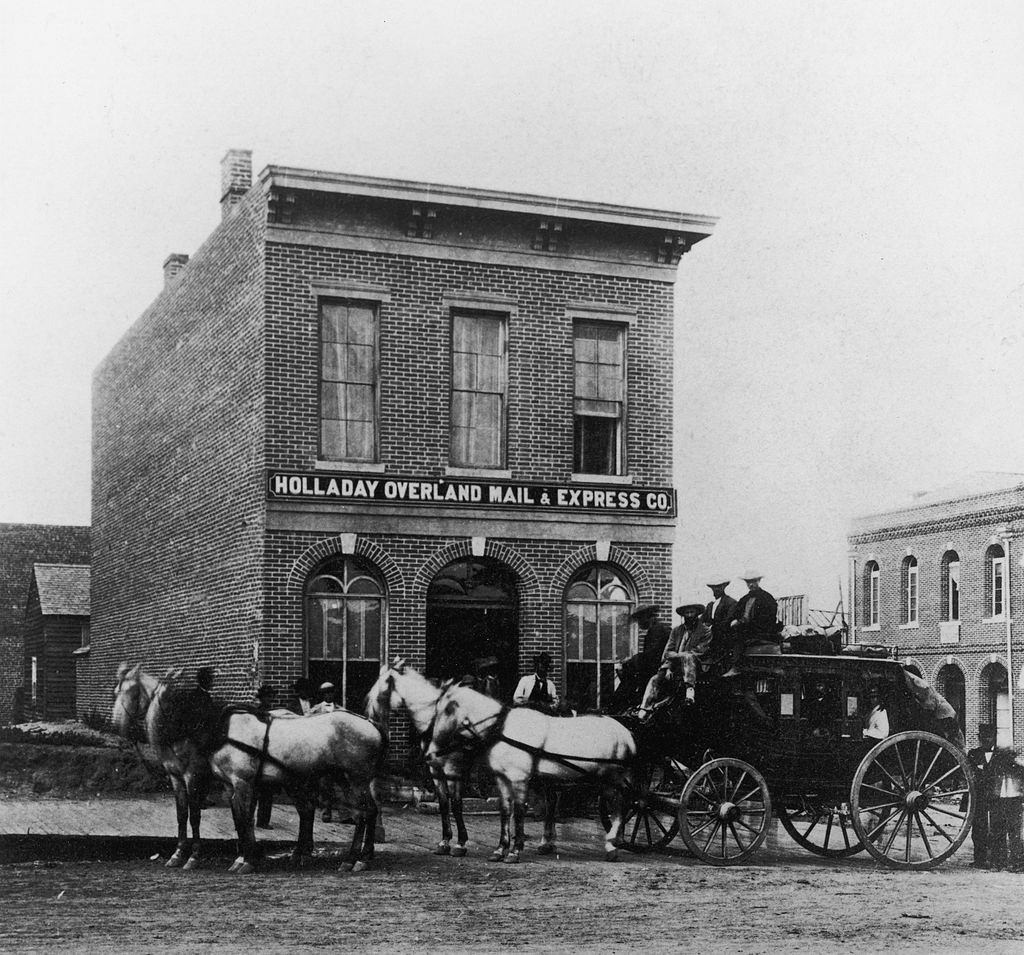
[639,602,712,718]
[722,573,783,678]
[862,686,890,741]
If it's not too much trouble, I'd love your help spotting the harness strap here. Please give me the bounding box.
[496,733,631,774]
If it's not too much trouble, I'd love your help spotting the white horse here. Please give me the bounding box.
[366,660,475,856]
[427,682,636,863]
[111,663,213,870]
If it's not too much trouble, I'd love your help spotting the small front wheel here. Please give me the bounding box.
[679,757,771,866]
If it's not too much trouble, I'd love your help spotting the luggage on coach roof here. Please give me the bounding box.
[840,644,893,660]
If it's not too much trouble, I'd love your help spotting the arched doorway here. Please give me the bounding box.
[936,664,966,740]
[426,558,518,700]
[980,662,1011,747]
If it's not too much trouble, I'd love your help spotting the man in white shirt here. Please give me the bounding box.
[310,681,338,714]
[863,687,890,740]
[513,653,559,712]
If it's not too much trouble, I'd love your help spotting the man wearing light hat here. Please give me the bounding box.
[723,572,782,676]
[702,577,737,657]
[639,602,713,716]
[310,681,338,714]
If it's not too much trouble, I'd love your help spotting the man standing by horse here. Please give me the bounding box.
[513,652,559,712]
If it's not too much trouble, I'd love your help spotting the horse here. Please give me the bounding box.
[426,681,637,863]
[366,660,475,856]
[111,663,214,870]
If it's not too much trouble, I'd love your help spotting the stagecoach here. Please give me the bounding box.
[608,653,975,869]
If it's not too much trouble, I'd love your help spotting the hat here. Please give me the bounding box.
[740,571,763,582]
[256,683,274,697]
[675,603,704,616]
[978,723,995,737]
[705,578,731,589]
[475,655,499,670]
[630,604,660,620]
[534,652,553,667]
[319,681,335,692]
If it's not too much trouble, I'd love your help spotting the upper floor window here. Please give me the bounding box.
[863,561,880,626]
[80,622,91,649]
[941,551,960,622]
[986,544,1006,618]
[450,312,507,468]
[573,321,626,475]
[902,556,918,624]
[320,301,378,462]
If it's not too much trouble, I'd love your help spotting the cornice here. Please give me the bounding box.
[848,503,1024,545]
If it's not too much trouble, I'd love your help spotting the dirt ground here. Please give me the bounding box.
[1,813,1022,954]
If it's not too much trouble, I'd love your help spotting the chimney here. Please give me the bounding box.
[163,253,189,289]
[220,148,253,219]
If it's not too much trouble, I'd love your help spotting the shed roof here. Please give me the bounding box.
[32,563,90,616]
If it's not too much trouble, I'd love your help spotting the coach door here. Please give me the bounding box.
[426,558,518,702]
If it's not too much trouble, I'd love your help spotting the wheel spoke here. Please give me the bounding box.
[881,809,908,855]
[919,808,954,844]
[630,811,642,843]
[894,743,911,789]
[801,815,821,840]
[904,813,913,863]
[864,808,897,842]
[924,803,967,822]
[729,771,749,803]
[733,816,761,836]
[720,819,727,857]
[728,821,747,853]
[703,819,722,854]
[860,799,904,812]
[873,760,905,793]
[650,812,669,837]
[860,782,898,797]
[918,746,943,791]
[921,764,961,795]
[644,814,653,846]
[735,786,766,805]
[839,814,852,849]
[822,813,835,849]
[690,788,715,806]
[687,814,717,838]
[912,739,921,785]
[914,812,934,859]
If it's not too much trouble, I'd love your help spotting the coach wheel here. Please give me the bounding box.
[679,757,771,866]
[600,759,682,852]
[776,796,864,858]
[850,730,974,870]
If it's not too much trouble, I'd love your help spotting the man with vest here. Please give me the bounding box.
[638,602,712,717]
[702,577,738,659]
[513,652,559,712]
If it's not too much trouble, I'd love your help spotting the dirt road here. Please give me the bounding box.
[2,809,1022,954]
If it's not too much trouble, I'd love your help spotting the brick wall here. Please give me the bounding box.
[849,512,1024,747]
[0,524,90,724]
[23,578,83,720]
[83,191,268,715]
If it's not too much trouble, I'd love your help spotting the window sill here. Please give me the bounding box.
[860,624,881,633]
[315,460,386,473]
[72,646,90,656]
[570,473,633,485]
[898,622,919,630]
[983,616,1007,624]
[444,466,512,479]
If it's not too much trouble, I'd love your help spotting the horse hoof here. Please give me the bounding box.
[340,861,355,872]
[228,857,244,873]
[605,848,619,862]
[536,843,555,856]
[165,852,185,869]
[235,862,255,875]
[503,851,521,865]
[434,844,451,856]
[181,856,200,871]
[352,860,368,873]
[451,846,467,858]
[489,849,505,862]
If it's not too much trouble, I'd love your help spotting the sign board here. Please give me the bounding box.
[267,470,676,517]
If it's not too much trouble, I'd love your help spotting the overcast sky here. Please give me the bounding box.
[1,1,1021,613]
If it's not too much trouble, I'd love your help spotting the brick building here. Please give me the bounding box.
[83,151,715,756]
[23,564,91,721]
[848,472,1024,747]
[0,524,90,724]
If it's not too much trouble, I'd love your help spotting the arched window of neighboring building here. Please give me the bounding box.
[935,664,966,740]
[980,661,1011,747]
[862,561,880,626]
[985,544,1006,619]
[901,556,919,625]
[564,564,636,712]
[940,551,960,622]
[305,556,385,711]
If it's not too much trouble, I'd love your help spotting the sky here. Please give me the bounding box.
[0,1,1022,614]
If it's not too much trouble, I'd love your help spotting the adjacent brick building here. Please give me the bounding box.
[848,472,1024,747]
[23,563,91,720]
[84,151,716,757]
[0,524,90,724]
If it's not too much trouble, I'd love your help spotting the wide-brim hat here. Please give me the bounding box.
[740,571,763,582]
[675,603,705,616]
[319,681,335,691]
[630,604,660,620]
[475,655,499,669]
[705,578,731,588]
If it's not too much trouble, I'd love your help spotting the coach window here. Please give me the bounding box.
[563,565,636,711]
[862,561,880,627]
[573,321,626,475]
[941,551,960,622]
[305,557,384,711]
[320,300,379,462]
[985,544,1006,619]
[901,556,918,625]
[450,311,507,469]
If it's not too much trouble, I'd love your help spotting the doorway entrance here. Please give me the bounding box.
[426,558,518,702]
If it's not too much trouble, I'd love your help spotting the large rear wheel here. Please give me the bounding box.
[776,796,864,858]
[850,731,974,870]
[679,758,771,866]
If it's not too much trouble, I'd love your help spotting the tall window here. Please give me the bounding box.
[320,301,377,461]
[305,557,384,711]
[941,551,960,622]
[450,312,507,468]
[863,561,880,626]
[573,321,626,475]
[987,544,1006,618]
[564,565,636,711]
[902,556,918,624]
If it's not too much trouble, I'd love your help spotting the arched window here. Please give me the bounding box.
[985,544,1006,619]
[564,565,636,711]
[901,556,918,625]
[862,561,880,626]
[305,556,385,711]
[980,662,1011,747]
[935,664,966,739]
[940,551,960,622]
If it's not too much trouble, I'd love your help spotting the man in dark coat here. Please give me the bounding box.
[967,723,996,868]
[606,605,671,713]
[182,665,220,751]
[702,577,738,658]
[723,573,782,677]
[254,684,276,829]
[639,602,713,716]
